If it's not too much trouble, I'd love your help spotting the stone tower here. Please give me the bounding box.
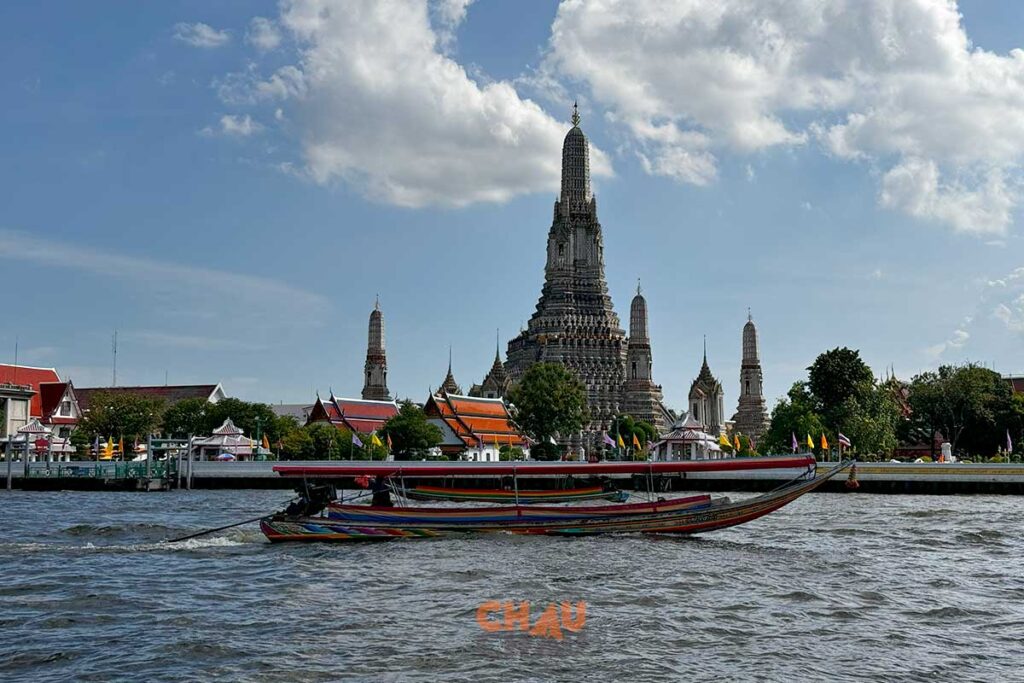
[621,282,667,432]
[689,339,726,436]
[361,297,390,401]
[731,311,769,439]
[505,104,627,440]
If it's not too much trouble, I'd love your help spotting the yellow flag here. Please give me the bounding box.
[102,437,114,460]
[617,433,625,448]
[734,435,741,451]
[821,433,829,450]
[719,434,731,448]
[632,434,641,449]
[371,432,383,448]
[807,434,814,449]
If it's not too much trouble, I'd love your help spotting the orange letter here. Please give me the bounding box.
[476,601,503,633]
[529,604,563,641]
[560,601,586,632]
[504,601,531,632]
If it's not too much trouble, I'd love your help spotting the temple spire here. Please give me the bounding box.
[571,100,580,127]
[361,298,390,400]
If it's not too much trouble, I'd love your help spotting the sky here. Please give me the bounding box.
[2,0,1024,414]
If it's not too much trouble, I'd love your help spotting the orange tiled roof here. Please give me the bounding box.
[425,393,526,448]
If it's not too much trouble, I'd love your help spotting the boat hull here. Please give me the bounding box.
[403,484,628,504]
[261,463,849,542]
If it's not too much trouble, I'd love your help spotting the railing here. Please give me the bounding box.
[24,460,178,480]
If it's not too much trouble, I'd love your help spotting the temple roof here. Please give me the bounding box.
[424,393,527,449]
[76,384,223,411]
[307,395,399,434]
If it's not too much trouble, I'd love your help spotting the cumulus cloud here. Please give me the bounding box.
[223,0,606,207]
[930,265,1024,359]
[173,22,230,48]
[546,0,1024,235]
[246,17,282,51]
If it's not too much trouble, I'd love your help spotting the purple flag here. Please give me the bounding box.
[1008,429,1013,453]
[602,432,615,447]
[352,433,364,448]
[791,432,798,453]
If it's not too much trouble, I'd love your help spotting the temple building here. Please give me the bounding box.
[423,392,530,461]
[505,105,633,444]
[307,393,399,434]
[438,350,462,396]
[469,335,511,400]
[361,297,390,401]
[620,284,671,432]
[731,312,770,439]
[688,341,726,436]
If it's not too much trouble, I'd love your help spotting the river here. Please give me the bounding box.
[1,489,1021,682]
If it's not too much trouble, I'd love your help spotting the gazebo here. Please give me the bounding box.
[190,418,257,461]
[649,413,724,461]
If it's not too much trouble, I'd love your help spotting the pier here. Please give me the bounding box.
[7,459,1024,494]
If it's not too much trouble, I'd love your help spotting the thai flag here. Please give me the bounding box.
[838,433,852,448]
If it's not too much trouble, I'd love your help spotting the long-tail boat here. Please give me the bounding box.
[403,483,629,504]
[259,456,845,542]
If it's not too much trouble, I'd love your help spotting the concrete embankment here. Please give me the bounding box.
[9,460,1024,494]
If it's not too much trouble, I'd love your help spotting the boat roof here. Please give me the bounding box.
[273,455,814,478]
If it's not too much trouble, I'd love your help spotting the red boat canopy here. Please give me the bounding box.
[272,455,814,478]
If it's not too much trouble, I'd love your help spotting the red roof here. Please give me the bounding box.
[1008,377,1024,394]
[76,385,220,411]
[307,396,399,434]
[0,364,60,417]
[39,382,68,418]
[425,393,527,449]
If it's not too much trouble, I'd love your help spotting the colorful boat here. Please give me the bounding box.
[260,458,847,542]
[403,484,629,504]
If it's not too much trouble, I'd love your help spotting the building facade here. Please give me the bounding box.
[731,312,770,439]
[505,106,629,442]
[361,298,390,401]
[620,284,670,432]
[688,343,726,436]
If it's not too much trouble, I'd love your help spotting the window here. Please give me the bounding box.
[59,400,72,416]
[631,361,637,379]
[745,380,750,395]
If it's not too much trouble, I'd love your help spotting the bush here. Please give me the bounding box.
[918,456,933,463]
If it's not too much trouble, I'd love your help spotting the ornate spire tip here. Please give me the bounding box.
[571,101,580,127]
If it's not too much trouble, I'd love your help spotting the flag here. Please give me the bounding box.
[820,433,828,450]
[806,434,814,450]
[371,432,383,448]
[1008,429,1014,453]
[118,437,124,456]
[617,433,625,448]
[603,432,615,447]
[838,433,851,448]
[749,435,756,452]
[102,437,114,460]
[262,434,271,450]
[734,435,741,451]
[386,434,393,450]
[719,434,731,448]
[632,434,641,449]
[92,435,100,455]
[352,433,364,448]
[791,432,798,453]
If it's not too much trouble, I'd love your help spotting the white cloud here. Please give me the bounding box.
[219,0,609,208]
[926,322,971,360]
[546,0,1024,235]
[173,22,230,48]
[246,17,282,51]
[218,114,263,137]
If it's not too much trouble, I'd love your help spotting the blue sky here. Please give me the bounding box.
[2,0,1023,414]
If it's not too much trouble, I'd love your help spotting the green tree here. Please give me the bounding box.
[762,382,827,456]
[908,364,1014,457]
[808,347,874,427]
[161,397,209,437]
[77,391,164,442]
[379,401,443,461]
[499,445,525,461]
[507,363,589,460]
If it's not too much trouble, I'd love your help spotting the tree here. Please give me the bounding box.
[908,364,1014,457]
[808,347,874,427]
[762,382,827,455]
[77,391,164,442]
[507,363,589,460]
[499,445,525,461]
[380,401,443,461]
[161,397,209,437]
